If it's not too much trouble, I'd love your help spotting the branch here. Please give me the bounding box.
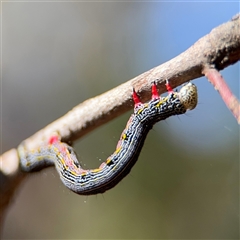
[0,13,239,228]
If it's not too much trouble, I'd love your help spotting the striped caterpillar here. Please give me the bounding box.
[18,81,198,195]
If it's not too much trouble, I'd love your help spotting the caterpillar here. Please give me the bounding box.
[18,81,198,195]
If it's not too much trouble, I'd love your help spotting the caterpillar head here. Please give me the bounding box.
[178,82,198,110]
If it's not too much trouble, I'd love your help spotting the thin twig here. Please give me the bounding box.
[204,67,240,123]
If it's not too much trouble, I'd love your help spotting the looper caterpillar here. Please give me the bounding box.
[18,81,198,195]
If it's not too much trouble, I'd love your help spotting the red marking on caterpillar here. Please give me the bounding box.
[48,135,59,145]
[132,87,142,106]
[165,79,173,93]
[151,81,160,100]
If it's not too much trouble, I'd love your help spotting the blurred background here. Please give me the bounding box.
[1,1,239,239]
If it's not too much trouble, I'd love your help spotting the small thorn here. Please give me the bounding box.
[132,87,142,106]
[165,79,173,93]
[151,81,160,99]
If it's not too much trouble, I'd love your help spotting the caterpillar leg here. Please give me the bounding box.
[165,79,173,93]
[133,80,174,106]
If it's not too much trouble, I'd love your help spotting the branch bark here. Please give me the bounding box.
[0,13,239,230]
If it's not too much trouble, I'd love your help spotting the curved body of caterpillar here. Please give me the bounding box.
[18,81,198,195]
